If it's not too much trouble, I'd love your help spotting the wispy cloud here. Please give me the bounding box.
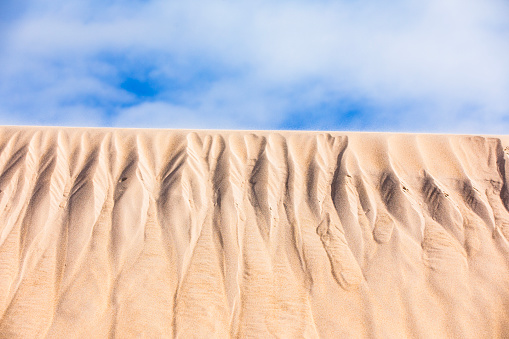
[0,0,508,132]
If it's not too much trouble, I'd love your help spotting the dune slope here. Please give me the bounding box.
[0,127,508,338]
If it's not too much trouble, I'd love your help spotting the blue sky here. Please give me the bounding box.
[0,0,509,133]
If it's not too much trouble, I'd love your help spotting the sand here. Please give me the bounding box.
[0,126,508,338]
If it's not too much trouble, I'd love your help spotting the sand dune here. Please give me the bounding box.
[0,127,508,338]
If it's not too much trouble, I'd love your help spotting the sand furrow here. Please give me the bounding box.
[0,128,507,338]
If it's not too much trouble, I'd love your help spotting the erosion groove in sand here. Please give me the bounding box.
[0,127,508,338]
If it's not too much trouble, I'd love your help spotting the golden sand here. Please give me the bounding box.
[0,127,508,337]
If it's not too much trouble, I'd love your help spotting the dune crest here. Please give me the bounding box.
[0,127,508,338]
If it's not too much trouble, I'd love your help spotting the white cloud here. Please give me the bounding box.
[0,0,508,132]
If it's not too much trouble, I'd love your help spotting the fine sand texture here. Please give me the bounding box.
[0,127,509,338]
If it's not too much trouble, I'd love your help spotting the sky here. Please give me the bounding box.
[0,0,508,133]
